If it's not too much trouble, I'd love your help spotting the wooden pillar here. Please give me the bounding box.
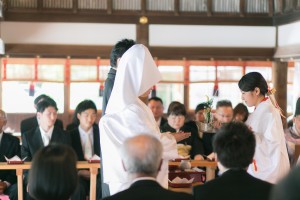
[272,60,288,127]
[136,23,149,47]
[184,59,190,109]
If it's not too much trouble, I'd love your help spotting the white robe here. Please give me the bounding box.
[246,99,290,183]
[100,44,178,195]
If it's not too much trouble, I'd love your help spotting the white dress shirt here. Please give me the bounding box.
[39,126,54,146]
[78,125,94,160]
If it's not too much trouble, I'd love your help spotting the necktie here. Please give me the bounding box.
[84,134,93,160]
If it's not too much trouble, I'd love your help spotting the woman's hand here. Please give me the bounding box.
[173,131,191,142]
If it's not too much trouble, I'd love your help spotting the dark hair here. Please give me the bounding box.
[110,39,136,68]
[213,122,256,169]
[233,103,249,122]
[148,97,163,105]
[167,102,186,116]
[36,98,58,113]
[76,99,97,114]
[72,100,97,125]
[195,103,206,113]
[216,100,232,109]
[167,101,181,115]
[238,72,268,95]
[28,144,78,200]
[34,94,50,106]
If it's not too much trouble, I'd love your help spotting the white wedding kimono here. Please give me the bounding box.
[99,44,178,195]
[246,99,290,183]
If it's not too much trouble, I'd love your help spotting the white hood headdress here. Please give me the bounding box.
[100,44,177,193]
[106,44,162,114]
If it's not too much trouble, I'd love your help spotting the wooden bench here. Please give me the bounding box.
[0,161,99,200]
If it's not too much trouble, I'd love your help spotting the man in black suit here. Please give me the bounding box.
[101,39,136,198]
[102,134,193,200]
[102,39,136,116]
[69,100,102,199]
[147,97,167,130]
[193,122,273,200]
[21,98,71,200]
[20,94,64,134]
[0,109,20,200]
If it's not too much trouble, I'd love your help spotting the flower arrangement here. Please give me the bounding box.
[203,96,213,123]
[200,96,214,132]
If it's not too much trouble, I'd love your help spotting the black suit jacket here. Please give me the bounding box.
[159,117,167,130]
[102,180,193,200]
[102,68,116,116]
[70,124,101,160]
[20,116,64,134]
[193,169,273,200]
[0,133,20,185]
[21,126,70,161]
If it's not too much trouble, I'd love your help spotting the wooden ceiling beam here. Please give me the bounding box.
[3,10,274,26]
[4,44,275,60]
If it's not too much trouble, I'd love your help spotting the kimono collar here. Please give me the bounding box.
[255,97,268,110]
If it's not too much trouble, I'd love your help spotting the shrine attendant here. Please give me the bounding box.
[238,72,289,183]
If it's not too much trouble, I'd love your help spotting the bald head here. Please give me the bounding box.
[121,134,162,177]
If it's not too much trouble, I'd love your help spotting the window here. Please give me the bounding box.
[245,66,272,82]
[190,83,214,110]
[1,58,65,113]
[69,62,110,110]
[70,83,102,110]
[217,66,243,81]
[157,66,184,111]
[2,81,64,113]
[190,66,215,82]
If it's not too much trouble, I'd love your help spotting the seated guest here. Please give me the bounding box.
[69,99,102,199]
[195,103,206,123]
[285,97,300,164]
[270,166,300,200]
[147,97,167,130]
[0,109,19,200]
[194,102,207,139]
[21,98,71,200]
[202,100,234,156]
[28,144,78,200]
[193,122,273,200]
[102,134,193,200]
[161,102,204,160]
[20,94,64,134]
[213,100,234,129]
[233,103,249,122]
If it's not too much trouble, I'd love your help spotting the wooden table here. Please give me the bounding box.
[0,161,100,200]
[168,160,218,193]
[169,160,218,181]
